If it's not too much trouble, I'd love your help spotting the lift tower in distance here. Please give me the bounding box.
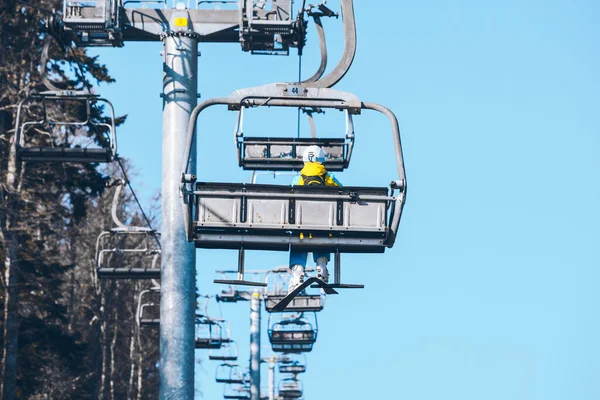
[56,1,307,398]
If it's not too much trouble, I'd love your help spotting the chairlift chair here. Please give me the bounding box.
[95,180,161,279]
[136,283,160,326]
[209,340,239,361]
[278,377,303,399]
[15,90,117,163]
[181,85,406,291]
[195,316,230,349]
[215,363,249,385]
[223,383,251,400]
[268,313,318,353]
[278,359,306,375]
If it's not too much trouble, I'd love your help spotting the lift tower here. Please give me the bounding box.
[55,1,306,398]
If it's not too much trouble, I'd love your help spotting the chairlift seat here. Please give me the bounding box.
[223,394,251,400]
[192,183,393,253]
[265,295,323,312]
[140,318,160,326]
[279,364,306,374]
[195,339,223,349]
[97,267,160,279]
[239,137,348,171]
[18,147,113,163]
[279,389,302,398]
[269,329,316,353]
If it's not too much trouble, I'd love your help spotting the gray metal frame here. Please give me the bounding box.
[267,313,318,354]
[234,107,355,171]
[61,0,302,52]
[216,363,249,385]
[95,181,161,279]
[137,283,161,326]
[180,85,406,253]
[209,340,239,361]
[14,90,117,163]
[278,377,302,399]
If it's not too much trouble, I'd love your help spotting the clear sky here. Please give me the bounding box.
[89,1,600,399]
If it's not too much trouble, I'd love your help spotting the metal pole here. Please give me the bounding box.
[250,293,261,400]
[160,34,198,400]
[268,359,275,400]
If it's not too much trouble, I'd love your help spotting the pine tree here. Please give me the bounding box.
[0,1,159,398]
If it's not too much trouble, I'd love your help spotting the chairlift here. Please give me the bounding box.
[268,313,318,353]
[223,383,251,400]
[95,180,161,279]
[215,363,248,385]
[278,357,306,375]
[195,296,231,349]
[16,35,117,162]
[264,267,324,313]
[278,377,303,398]
[136,282,160,326]
[181,88,405,292]
[209,340,239,362]
[195,316,227,349]
[14,90,117,163]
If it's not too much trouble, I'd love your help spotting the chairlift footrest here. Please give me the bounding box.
[311,283,365,289]
[271,277,336,312]
[214,279,267,287]
[97,268,160,279]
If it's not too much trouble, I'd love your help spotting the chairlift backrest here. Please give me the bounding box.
[234,106,355,171]
[15,91,117,163]
[136,285,161,326]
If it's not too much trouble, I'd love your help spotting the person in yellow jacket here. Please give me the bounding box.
[288,145,342,294]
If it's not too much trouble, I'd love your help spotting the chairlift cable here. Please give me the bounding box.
[115,157,161,249]
[64,44,158,246]
[297,50,302,139]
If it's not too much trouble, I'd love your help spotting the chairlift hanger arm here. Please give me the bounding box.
[299,13,327,84]
[301,0,356,88]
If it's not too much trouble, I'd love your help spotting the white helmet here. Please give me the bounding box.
[302,145,326,164]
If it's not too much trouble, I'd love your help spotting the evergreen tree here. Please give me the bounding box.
[0,1,159,398]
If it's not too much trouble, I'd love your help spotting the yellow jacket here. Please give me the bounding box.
[292,162,342,186]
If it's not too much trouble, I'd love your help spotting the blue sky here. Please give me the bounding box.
[90,1,600,399]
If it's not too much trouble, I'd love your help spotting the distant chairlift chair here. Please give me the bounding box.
[95,180,161,280]
[15,90,117,163]
[278,357,306,375]
[268,313,318,353]
[223,382,251,400]
[195,296,231,350]
[136,282,161,326]
[215,363,249,385]
[209,340,239,362]
[278,377,303,399]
